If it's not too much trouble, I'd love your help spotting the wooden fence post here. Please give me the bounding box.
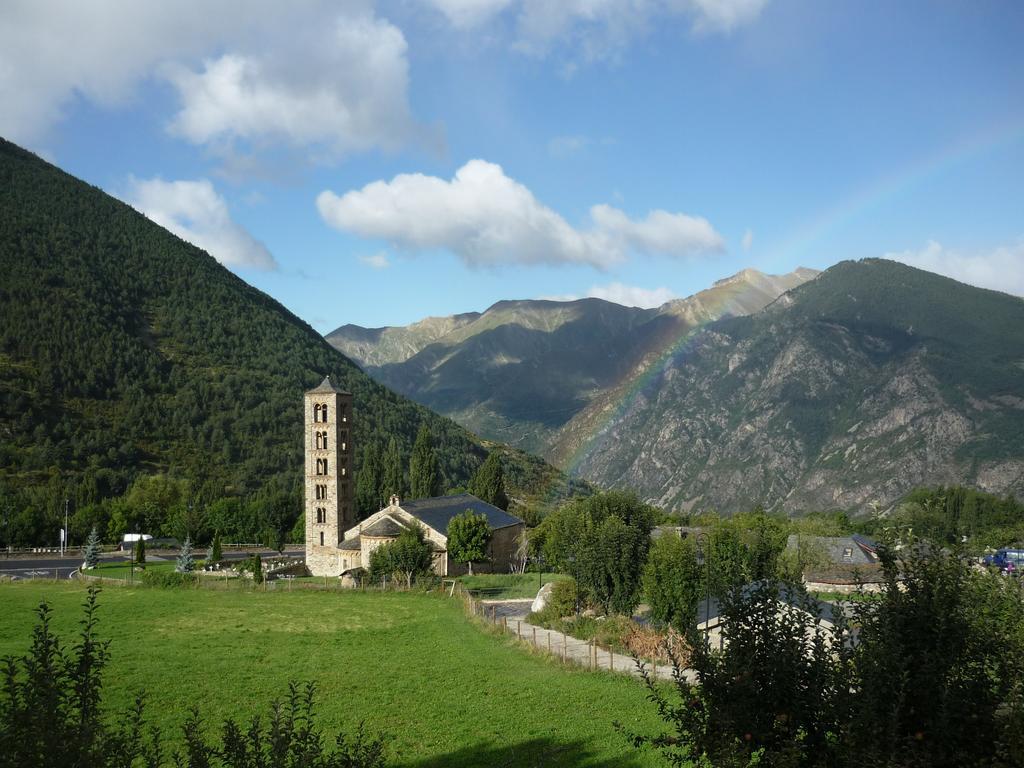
[608,646,613,671]
[516,619,521,637]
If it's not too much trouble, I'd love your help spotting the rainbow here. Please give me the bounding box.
[542,272,778,503]
[538,115,1024,505]
[769,114,1024,265]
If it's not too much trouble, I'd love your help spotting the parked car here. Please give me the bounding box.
[982,548,1024,575]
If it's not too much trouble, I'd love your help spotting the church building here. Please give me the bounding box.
[304,377,525,578]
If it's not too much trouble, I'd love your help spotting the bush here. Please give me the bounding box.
[141,570,197,589]
[528,577,578,624]
[625,542,1024,767]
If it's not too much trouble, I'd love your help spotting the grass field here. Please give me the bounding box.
[458,572,570,599]
[0,581,665,767]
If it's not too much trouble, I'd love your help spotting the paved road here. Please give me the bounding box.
[0,549,296,581]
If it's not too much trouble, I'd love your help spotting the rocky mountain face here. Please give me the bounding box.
[565,260,1024,514]
[328,268,816,455]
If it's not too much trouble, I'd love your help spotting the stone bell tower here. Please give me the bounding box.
[304,376,354,576]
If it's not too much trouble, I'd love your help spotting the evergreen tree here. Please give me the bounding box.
[382,438,406,501]
[447,510,492,576]
[134,537,146,567]
[209,531,222,564]
[468,452,509,510]
[355,443,383,519]
[82,525,101,570]
[409,424,441,499]
[251,554,264,585]
[176,536,195,573]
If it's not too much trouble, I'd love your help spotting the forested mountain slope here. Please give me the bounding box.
[0,138,581,527]
[567,259,1024,514]
[328,268,815,454]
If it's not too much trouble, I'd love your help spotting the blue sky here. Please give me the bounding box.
[3,0,1022,330]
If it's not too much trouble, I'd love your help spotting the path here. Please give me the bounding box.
[478,599,696,683]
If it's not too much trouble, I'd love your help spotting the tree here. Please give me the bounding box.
[382,438,406,500]
[208,531,222,565]
[134,537,146,567]
[624,578,852,766]
[847,540,1024,765]
[355,443,383,519]
[176,536,195,573]
[251,554,264,585]
[82,525,101,570]
[539,491,655,613]
[447,510,491,576]
[642,535,702,634]
[468,452,508,510]
[369,524,434,588]
[409,425,441,499]
[578,514,648,615]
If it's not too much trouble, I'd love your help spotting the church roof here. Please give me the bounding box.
[307,375,352,395]
[361,515,407,538]
[338,536,362,550]
[401,493,523,534]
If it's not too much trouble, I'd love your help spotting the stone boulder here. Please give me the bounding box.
[531,581,554,614]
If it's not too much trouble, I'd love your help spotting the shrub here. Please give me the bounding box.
[529,577,578,624]
[142,570,197,589]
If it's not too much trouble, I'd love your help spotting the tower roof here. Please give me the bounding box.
[307,375,351,395]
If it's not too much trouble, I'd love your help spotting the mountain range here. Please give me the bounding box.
[328,267,816,455]
[330,262,1024,514]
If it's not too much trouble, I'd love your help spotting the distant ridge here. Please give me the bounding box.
[327,268,816,456]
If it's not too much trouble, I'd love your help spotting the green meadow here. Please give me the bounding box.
[0,581,664,767]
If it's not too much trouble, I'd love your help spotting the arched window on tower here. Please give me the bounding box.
[320,531,324,546]
[322,404,329,423]
[313,403,322,422]
[323,458,329,475]
[316,458,326,475]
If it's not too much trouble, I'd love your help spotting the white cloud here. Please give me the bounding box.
[359,252,392,269]
[586,283,677,307]
[424,0,516,27]
[884,239,1024,297]
[166,9,415,155]
[316,159,724,268]
[127,177,276,270]
[0,2,417,157]
[420,0,769,60]
[742,229,753,250]
[540,283,676,308]
[548,135,591,157]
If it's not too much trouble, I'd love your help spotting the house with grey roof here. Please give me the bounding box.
[787,533,883,588]
[333,493,525,579]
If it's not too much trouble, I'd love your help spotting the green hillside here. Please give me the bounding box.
[0,139,582,543]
